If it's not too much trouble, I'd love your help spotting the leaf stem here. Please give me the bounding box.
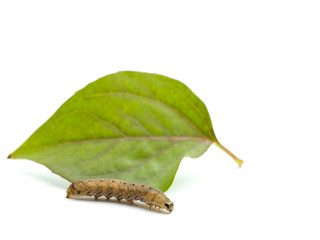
[214,141,244,167]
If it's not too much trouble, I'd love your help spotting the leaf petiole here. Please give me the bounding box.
[214,141,244,167]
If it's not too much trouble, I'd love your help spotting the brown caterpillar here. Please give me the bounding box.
[66,179,174,213]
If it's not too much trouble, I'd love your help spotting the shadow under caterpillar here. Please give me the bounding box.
[66,179,174,213]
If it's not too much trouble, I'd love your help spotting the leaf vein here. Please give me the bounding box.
[153,77,215,140]
[107,106,153,136]
[111,140,177,177]
[53,109,127,137]
[77,92,208,138]
[147,141,207,182]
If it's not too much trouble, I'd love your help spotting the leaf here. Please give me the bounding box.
[9,71,243,192]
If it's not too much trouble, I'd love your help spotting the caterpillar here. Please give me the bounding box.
[66,179,174,213]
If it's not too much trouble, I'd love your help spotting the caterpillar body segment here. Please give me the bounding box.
[66,179,174,213]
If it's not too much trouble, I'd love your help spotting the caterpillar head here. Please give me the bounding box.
[163,201,174,212]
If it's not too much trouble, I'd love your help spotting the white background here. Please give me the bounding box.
[1,0,320,239]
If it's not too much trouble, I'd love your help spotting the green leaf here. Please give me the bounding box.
[9,71,243,192]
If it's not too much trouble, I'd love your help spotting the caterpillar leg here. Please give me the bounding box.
[126,195,133,204]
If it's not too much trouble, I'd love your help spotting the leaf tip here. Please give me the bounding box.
[7,154,12,159]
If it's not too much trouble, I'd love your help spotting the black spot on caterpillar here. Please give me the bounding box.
[66,179,174,213]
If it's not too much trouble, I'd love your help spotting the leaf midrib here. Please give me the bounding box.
[12,136,213,157]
